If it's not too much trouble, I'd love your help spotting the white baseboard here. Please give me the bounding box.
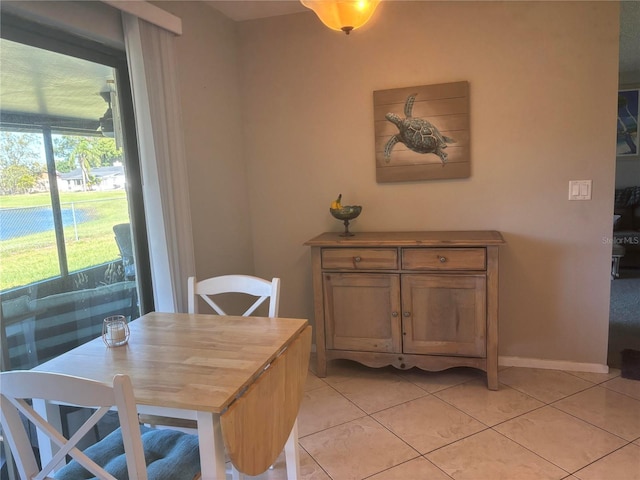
[499,356,609,374]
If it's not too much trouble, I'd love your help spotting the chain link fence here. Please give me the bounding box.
[0,197,129,291]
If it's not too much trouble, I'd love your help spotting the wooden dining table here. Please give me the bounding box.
[32,311,309,480]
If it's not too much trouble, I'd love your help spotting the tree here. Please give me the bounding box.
[70,138,103,191]
[52,136,79,172]
[0,132,41,168]
[53,135,122,173]
[93,137,123,166]
[0,132,44,195]
[0,132,122,194]
[0,164,38,194]
[54,136,122,191]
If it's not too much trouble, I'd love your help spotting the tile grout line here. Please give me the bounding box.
[488,426,572,477]
[548,384,640,440]
[568,442,639,478]
[547,403,636,444]
[297,442,335,480]
[301,365,640,479]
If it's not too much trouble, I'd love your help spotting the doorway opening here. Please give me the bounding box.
[607,1,640,370]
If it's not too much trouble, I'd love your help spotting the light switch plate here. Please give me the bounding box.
[568,180,592,200]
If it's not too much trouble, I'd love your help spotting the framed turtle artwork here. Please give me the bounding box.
[373,81,470,183]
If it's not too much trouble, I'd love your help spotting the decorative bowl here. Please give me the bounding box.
[329,205,362,221]
[329,206,362,236]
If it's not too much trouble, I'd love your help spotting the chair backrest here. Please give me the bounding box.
[113,223,135,279]
[221,325,312,476]
[0,371,147,480]
[188,275,280,317]
[112,223,134,259]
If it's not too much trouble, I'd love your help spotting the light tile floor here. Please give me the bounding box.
[237,359,640,480]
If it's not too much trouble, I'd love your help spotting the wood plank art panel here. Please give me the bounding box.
[374,81,470,183]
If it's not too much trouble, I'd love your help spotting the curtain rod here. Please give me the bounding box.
[103,1,182,35]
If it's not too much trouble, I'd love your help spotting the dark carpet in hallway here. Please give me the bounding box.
[608,269,640,369]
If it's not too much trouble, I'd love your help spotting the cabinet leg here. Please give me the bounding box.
[487,369,499,391]
[314,342,328,377]
[316,356,327,378]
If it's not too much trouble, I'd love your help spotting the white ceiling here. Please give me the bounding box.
[203,0,307,21]
[205,0,640,74]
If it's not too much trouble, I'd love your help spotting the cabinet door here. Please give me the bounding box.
[401,274,486,357]
[323,273,401,353]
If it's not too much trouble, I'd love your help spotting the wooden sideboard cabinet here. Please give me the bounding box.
[304,231,505,390]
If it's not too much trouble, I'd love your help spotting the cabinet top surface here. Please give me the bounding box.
[304,231,505,247]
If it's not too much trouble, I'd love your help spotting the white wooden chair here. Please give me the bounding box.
[0,371,200,480]
[143,275,309,480]
[140,274,280,435]
[187,274,280,317]
[142,274,281,432]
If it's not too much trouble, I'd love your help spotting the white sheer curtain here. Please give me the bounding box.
[122,13,195,313]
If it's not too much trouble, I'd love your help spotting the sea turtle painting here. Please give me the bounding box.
[384,93,456,164]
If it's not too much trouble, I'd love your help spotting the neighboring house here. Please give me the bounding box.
[57,165,125,192]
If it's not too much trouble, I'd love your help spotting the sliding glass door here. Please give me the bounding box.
[0,14,152,372]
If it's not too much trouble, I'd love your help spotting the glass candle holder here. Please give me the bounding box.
[103,315,129,347]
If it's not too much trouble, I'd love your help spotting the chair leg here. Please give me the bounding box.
[612,256,621,279]
[231,466,245,480]
[284,420,301,480]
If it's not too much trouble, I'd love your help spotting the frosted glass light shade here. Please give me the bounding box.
[301,0,381,34]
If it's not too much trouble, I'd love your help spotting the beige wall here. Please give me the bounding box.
[160,1,256,278]
[166,1,620,368]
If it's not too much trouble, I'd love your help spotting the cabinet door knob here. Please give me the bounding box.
[354,256,361,262]
[392,311,399,317]
[439,256,447,263]
[403,311,410,317]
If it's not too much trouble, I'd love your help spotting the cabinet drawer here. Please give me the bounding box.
[322,248,398,270]
[402,248,486,270]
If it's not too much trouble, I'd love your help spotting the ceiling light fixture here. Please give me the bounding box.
[301,0,381,35]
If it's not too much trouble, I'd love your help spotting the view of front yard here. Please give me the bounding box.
[0,190,129,291]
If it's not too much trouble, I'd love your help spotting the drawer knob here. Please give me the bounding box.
[354,256,362,262]
[392,311,399,317]
[403,311,410,317]
[439,256,447,263]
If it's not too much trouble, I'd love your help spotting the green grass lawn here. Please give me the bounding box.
[0,190,131,291]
